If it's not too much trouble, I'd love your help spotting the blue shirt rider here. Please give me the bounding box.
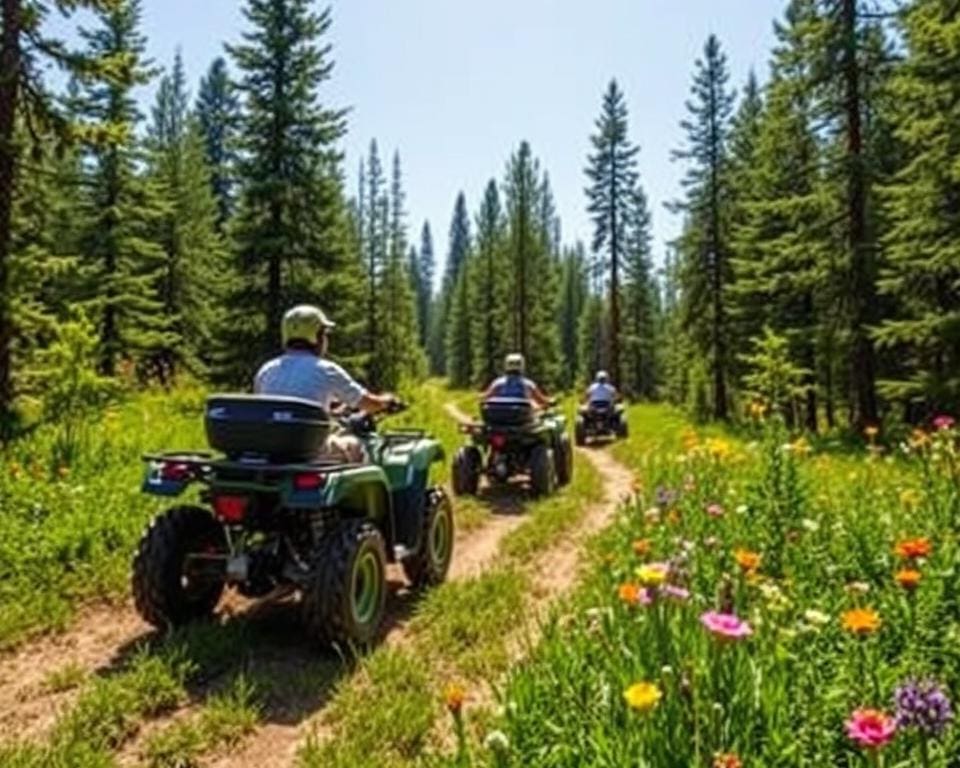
[482,353,552,408]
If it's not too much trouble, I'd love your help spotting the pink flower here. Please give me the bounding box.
[845,708,897,749]
[706,503,725,518]
[700,611,752,641]
[664,585,691,602]
[933,415,955,431]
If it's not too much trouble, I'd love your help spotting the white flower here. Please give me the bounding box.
[803,609,830,626]
[484,730,510,754]
[735,504,749,515]
[801,518,820,532]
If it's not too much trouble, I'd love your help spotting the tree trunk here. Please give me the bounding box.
[709,78,727,420]
[842,0,878,430]
[0,0,21,424]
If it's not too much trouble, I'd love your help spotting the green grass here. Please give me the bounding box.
[434,404,960,767]
[297,402,607,768]
[42,661,88,693]
[142,675,261,768]
[0,387,208,649]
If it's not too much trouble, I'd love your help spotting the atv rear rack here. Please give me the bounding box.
[142,451,364,473]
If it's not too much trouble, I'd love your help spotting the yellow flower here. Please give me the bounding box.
[444,683,466,715]
[789,437,812,457]
[623,681,662,713]
[841,608,881,635]
[636,563,669,588]
[733,548,762,572]
[631,538,651,557]
[705,438,733,460]
[747,400,768,420]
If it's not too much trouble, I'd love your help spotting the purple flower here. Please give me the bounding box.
[663,584,690,602]
[656,486,678,507]
[894,679,953,737]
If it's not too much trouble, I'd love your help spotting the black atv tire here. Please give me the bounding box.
[530,444,557,497]
[555,434,573,487]
[301,519,387,650]
[132,505,227,629]
[574,416,587,447]
[616,416,629,439]
[402,488,455,588]
[451,446,481,496]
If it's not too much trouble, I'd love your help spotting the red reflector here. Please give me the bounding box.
[490,433,507,450]
[293,472,326,491]
[213,495,247,523]
[160,462,191,481]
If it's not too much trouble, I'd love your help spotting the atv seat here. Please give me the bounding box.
[481,397,536,428]
[205,394,332,462]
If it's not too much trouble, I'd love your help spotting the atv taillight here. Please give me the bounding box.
[160,462,191,481]
[490,433,507,450]
[293,472,326,491]
[213,495,248,523]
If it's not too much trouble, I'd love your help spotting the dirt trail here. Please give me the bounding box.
[0,403,635,767]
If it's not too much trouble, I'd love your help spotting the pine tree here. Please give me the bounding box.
[730,8,827,429]
[429,192,471,374]
[557,242,588,389]
[503,141,560,387]
[672,35,736,419]
[807,0,898,428]
[876,0,960,415]
[578,291,607,386]
[0,0,120,424]
[360,139,386,386]
[445,255,473,387]
[147,52,228,382]
[470,180,510,387]
[415,221,434,348]
[195,56,239,230]
[223,0,357,383]
[76,0,168,377]
[622,184,656,397]
[585,79,640,388]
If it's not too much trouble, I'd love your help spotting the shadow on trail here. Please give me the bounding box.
[97,575,427,730]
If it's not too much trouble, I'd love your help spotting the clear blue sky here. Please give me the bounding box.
[49,0,787,277]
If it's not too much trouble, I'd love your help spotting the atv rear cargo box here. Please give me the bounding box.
[205,395,331,461]
[481,397,536,428]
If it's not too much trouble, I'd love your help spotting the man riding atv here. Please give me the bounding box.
[575,370,627,444]
[254,304,399,462]
[481,353,552,408]
[452,353,572,496]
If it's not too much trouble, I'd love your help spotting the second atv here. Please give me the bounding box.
[575,400,628,446]
[450,397,573,497]
[132,395,453,650]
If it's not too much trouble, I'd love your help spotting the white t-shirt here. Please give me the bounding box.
[254,351,367,411]
[587,382,617,404]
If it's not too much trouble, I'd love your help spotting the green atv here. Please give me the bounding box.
[451,397,573,497]
[133,395,453,649]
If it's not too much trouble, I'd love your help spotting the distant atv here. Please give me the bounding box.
[133,395,453,649]
[451,397,572,497]
[575,400,627,446]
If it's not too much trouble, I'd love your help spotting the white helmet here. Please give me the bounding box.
[505,353,525,374]
[282,304,335,346]
[596,370,609,384]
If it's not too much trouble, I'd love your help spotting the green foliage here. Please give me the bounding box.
[876,0,960,416]
[740,327,812,426]
[30,315,119,465]
[557,243,588,389]
[672,34,736,420]
[220,0,362,384]
[195,56,239,229]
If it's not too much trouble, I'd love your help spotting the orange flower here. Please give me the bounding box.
[841,608,881,635]
[713,754,743,768]
[666,509,681,526]
[618,582,641,604]
[894,537,932,560]
[632,539,651,557]
[444,682,466,715]
[733,548,761,572]
[895,569,922,591]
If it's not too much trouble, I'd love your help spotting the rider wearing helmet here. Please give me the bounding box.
[254,305,397,460]
[584,370,617,406]
[482,353,552,408]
